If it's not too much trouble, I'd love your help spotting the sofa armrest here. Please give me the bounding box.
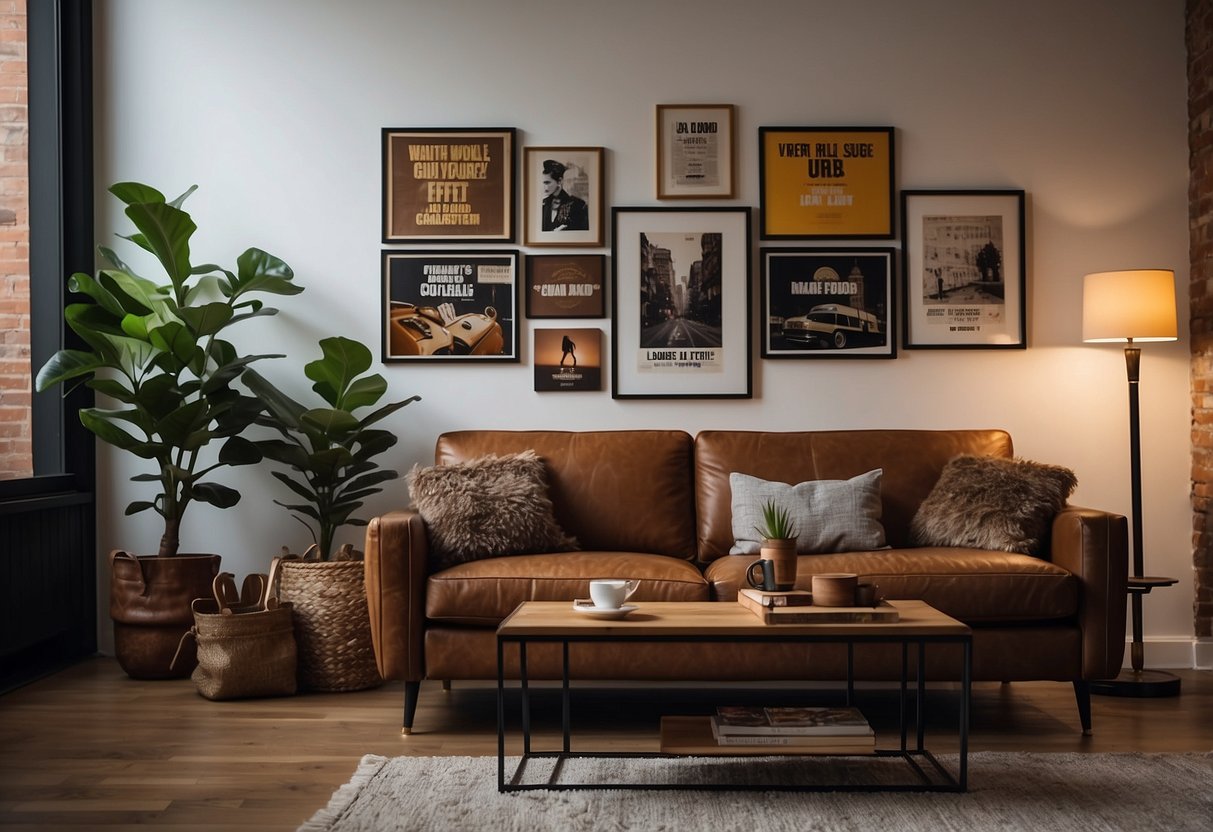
[364,509,429,681]
[1050,505,1128,679]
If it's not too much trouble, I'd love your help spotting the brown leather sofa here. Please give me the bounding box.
[365,429,1127,734]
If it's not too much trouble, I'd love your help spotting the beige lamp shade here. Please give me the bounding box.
[1082,269,1178,343]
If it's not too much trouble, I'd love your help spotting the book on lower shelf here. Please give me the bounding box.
[710,718,875,748]
[659,716,876,756]
[714,705,874,737]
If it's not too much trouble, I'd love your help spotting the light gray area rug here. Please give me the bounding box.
[300,752,1213,832]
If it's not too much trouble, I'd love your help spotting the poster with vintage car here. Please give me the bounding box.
[761,248,895,359]
[382,250,519,362]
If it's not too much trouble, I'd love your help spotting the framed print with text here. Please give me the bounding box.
[759,126,894,239]
[761,248,895,359]
[381,250,519,362]
[523,147,604,246]
[534,328,602,391]
[526,254,605,318]
[382,127,515,243]
[901,189,1026,349]
[656,104,735,199]
[611,206,752,399]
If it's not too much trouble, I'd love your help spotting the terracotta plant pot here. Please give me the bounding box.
[109,551,221,680]
[760,538,798,591]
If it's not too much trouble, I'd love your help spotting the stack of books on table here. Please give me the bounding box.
[710,705,876,752]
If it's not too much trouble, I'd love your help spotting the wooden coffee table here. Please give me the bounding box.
[495,599,971,792]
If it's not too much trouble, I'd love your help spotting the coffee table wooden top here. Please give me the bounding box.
[497,599,969,638]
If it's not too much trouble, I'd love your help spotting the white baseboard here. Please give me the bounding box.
[1119,637,1203,669]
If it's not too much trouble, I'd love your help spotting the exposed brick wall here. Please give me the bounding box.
[0,0,27,480]
[1190,0,1213,638]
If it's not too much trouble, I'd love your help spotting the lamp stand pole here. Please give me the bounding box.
[1090,341,1181,697]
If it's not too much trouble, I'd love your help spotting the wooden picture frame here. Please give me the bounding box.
[901,189,1027,349]
[381,250,519,362]
[761,248,896,359]
[382,127,515,243]
[523,147,604,247]
[525,254,606,318]
[611,206,752,399]
[758,126,895,239]
[656,104,736,199]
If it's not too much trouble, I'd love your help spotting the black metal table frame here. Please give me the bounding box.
[496,629,971,793]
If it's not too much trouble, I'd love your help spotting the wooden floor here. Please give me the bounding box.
[0,659,1210,831]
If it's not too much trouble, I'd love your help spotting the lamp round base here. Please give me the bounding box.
[1089,669,1181,698]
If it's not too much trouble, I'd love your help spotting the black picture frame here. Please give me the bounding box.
[761,248,896,359]
[381,250,520,362]
[611,206,752,399]
[901,189,1027,349]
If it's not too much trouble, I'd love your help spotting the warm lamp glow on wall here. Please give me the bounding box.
[1082,269,1180,697]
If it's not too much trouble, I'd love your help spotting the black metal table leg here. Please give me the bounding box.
[562,641,571,753]
[519,641,531,757]
[497,638,506,791]
[916,640,926,752]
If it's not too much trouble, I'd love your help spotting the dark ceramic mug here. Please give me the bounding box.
[745,559,778,591]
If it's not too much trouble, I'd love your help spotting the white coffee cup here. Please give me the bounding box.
[589,579,639,610]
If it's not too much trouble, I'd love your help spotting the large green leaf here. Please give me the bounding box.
[109,181,166,206]
[232,248,302,298]
[79,408,144,451]
[153,400,209,448]
[192,481,241,509]
[272,500,321,522]
[35,350,105,392]
[271,470,317,501]
[255,438,311,470]
[301,408,360,436]
[98,245,135,274]
[351,430,397,462]
[124,501,157,516]
[338,470,398,494]
[339,375,387,412]
[147,320,198,367]
[304,337,371,406]
[68,272,126,317]
[86,377,136,403]
[218,436,262,466]
[123,200,196,288]
[200,353,283,395]
[241,368,306,429]
[358,395,420,428]
[134,374,185,421]
[180,302,234,337]
[97,269,169,316]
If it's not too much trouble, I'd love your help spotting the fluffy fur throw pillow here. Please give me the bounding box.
[408,450,578,571]
[910,455,1078,556]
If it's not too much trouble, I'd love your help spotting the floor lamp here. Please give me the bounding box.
[1082,269,1181,697]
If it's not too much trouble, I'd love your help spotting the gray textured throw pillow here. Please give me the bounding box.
[910,455,1077,556]
[729,470,887,555]
[408,450,578,571]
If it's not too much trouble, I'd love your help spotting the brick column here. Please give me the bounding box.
[1190,0,1213,638]
[0,0,27,479]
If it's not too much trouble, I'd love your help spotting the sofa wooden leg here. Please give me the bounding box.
[402,681,421,735]
[442,679,452,692]
[1073,680,1092,736]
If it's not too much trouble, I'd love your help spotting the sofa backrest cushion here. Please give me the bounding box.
[695,429,1014,560]
[436,430,697,559]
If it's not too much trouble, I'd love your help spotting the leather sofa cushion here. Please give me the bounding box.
[705,548,1077,623]
[426,552,709,624]
[695,429,1014,560]
[436,430,696,559]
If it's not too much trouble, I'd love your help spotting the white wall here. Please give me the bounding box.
[93,0,1195,662]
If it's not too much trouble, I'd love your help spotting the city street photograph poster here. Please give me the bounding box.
[382,127,515,243]
[901,190,1026,349]
[611,207,752,398]
[534,328,602,391]
[381,250,519,362]
[761,248,895,359]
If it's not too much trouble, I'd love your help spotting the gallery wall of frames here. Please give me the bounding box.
[379,117,1026,399]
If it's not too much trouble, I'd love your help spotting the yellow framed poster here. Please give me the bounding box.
[759,126,895,239]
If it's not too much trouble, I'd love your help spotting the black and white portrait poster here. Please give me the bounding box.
[612,207,751,398]
[524,147,604,247]
[902,190,1026,349]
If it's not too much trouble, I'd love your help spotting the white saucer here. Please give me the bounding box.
[571,600,638,619]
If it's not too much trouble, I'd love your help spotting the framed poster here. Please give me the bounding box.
[526,254,606,318]
[611,207,752,399]
[523,147,604,246]
[901,189,1026,349]
[381,250,519,362]
[656,104,735,199]
[758,126,895,239]
[761,248,895,359]
[382,127,515,243]
[534,328,602,391]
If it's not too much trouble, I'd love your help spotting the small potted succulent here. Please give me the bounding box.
[241,336,419,691]
[755,499,799,591]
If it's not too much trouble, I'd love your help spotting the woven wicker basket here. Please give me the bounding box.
[277,559,382,692]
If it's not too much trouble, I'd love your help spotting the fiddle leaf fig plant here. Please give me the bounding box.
[242,336,420,561]
[34,182,303,557]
